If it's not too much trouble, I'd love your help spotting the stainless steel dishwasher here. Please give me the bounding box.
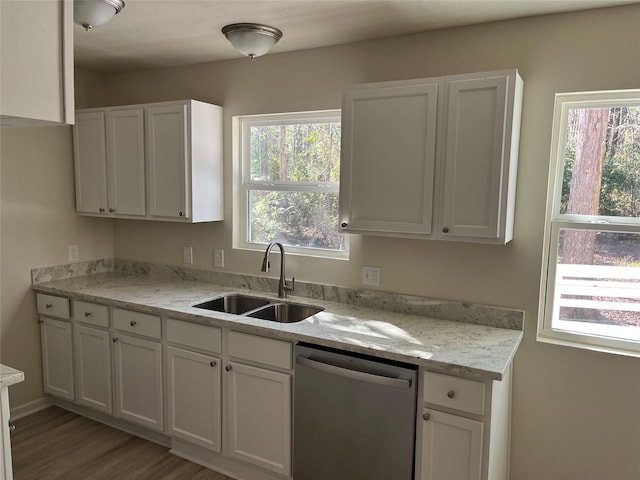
[294,343,417,480]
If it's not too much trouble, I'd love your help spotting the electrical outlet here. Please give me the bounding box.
[183,246,193,264]
[362,266,381,286]
[214,249,225,268]
[68,244,79,262]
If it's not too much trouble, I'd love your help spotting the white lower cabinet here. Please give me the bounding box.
[420,408,484,480]
[40,317,75,401]
[225,361,291,477]
[74,325,112,413]
[225,331,293,477]
[417,368,512,480]
[113,334,163,431]
[167,346,221,451]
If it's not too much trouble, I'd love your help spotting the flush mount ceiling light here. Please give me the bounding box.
[222,23,283,60]
[74,0,125,31]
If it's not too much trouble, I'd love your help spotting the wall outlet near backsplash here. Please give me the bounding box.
[68,244,79,262]
[214,249,224,268]
[362,266,381,287]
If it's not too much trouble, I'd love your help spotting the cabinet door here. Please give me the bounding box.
[74,325,112,413]
[340,80,440,236]
[226,362,291,476]
[113,334,163,430]
[167,347,221,451]
[420,408,483,480]
[440,72,515,242]
[146,104,190,219]
[74,112,108,215]
[40,317,74,400]
[106,109,146,216]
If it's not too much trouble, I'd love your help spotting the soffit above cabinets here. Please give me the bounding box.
[73,0,638,73]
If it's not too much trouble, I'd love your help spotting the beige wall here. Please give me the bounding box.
[0,126,114,406]
[1,4,638,480]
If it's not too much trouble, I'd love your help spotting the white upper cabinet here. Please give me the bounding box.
[73,100,223,223]
[74,112,108,215]
[340,80,442,237]
[0,0,73,127]
[439,71,523,243]
[107,109,147,216]
[339,69,523,244]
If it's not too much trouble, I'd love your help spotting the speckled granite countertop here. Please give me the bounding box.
[32,268,522,381]
[0,364,24,389]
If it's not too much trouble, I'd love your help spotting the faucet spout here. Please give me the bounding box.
[261,242,295,298]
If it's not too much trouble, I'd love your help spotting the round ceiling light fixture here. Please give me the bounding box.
[222,23,283,60]
[74,0,125,31]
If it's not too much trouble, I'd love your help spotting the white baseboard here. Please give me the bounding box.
[10,396,53,420]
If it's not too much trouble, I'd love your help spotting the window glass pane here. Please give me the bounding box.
[554,228,640,338]
[249,123,341,183]
[560,106,640,218]
[248,190,345,251]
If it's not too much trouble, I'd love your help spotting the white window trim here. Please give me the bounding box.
[232,109,349,260]
[537,89,640,357]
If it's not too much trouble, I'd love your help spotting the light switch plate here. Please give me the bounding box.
[68,244,79,262]
[214,249,224,268]
[183,246,193,264]
[362,266,381,286]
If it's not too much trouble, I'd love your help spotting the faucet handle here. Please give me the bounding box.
[285,277,295,292]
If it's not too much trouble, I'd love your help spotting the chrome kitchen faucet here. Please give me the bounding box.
[261,242,295,298]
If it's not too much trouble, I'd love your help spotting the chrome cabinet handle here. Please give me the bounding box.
[225,365,232,372]
[37,319,43,325]
[112,337,119,343]
[45,303,53,309]
[442,227,450,233]
[99,208,106,213]
[210,361,217,367]
[447,390,456,399]
[178,211,184,217]
[84,311,92,317]
[130,321,136,327]
[423,413,431,421]
[341,222,348,228]
[109,208,115,213]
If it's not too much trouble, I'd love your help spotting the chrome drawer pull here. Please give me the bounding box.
[447,390,456,399]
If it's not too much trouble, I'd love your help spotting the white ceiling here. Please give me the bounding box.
[74,0,638,73]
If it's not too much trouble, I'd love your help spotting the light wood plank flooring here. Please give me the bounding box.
[11,406,233,480]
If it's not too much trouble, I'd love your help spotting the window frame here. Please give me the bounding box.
[232,109,348,259]
[538,89,640,357]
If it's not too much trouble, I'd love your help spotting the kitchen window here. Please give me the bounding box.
[538,90,640,357]
[233,110,347,258]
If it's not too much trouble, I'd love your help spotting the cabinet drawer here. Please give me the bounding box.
[423,371,485,415]
[113,308,161,339]
[72,300,109,328]
[166,318,222,354]
[36,293,70,319]
[229,331,292,370]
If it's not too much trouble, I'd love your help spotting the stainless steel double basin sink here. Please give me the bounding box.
[193,294,324,323]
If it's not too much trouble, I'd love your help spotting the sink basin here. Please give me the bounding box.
[193,294,271,315]
[247,302,324,323]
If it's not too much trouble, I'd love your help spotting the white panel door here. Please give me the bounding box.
[106,108,146,216]
[73,112,108,215]
[340,80,441,237]
[146,104,190,219]
[74,325,112,413]
[226,362,291,476]
[40,317,74,400]
[440,74,509,240]
[113,334,163,430]
[420,408,484,480]
[167,346,221,451]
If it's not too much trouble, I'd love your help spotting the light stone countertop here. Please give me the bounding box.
[32,272,523,381]
[0,364,24,389]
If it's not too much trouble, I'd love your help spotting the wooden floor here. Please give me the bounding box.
[11,406,233,480]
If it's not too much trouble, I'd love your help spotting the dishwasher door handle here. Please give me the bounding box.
[296,355,411,389]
